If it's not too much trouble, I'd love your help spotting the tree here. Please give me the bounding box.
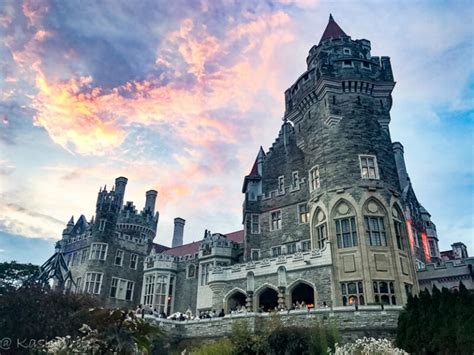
[0,261,40,295]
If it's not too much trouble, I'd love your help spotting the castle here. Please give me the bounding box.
[54,16,449,314]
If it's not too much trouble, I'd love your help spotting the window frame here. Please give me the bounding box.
[98,219,106,231]
[335,217,358,248]
[291,171,299,190]
[89,243,108,261]
[365,216,387,247]
[315,222,327,249]
[373,280,397,305]
[250,214,260,234]
[114,249,124,266]
[278,176,285,194]
[129,254,138,269]
[110,277,135,301]
[272,246,282,257]
[84,272,103,295]
[251,249,260,261]
[270,210,282,231]
[298,203,309,224]
[309,166,320,192]
[341,281,365,306]
[358,155,380,180]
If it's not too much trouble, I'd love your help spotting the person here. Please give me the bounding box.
[323,301,327,308]
[218,309,225,317]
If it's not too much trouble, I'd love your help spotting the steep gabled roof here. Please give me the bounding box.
[319,14,348,44]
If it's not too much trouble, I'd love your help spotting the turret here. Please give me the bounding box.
[392,142,410,191]
[172,217,185,248]
[115,176,128,210]
[145,190,158,215]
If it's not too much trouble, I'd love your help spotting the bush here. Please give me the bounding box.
[190,339,233,355]
[396,282,474,354]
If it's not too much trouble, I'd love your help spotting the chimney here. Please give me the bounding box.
[115,177,128,209]
[392,142,409,191]
[145,190,158,215]
[172,217,185,248]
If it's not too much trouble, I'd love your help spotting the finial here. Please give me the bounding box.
[329,13,334,21]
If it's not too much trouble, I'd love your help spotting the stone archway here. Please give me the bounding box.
[225,289,247,313]
[258,287,279,312]
[289,282,315,308]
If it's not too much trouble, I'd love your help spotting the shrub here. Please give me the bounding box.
[189,339,233,355]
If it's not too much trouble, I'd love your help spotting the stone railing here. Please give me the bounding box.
[147,306,402,342]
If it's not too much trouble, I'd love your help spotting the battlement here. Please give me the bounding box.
[118,200,158,231]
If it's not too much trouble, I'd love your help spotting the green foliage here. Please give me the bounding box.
[226,317,340,355]
[189,339,234,355]
[396,282,474,354]
[0,261,40,295]
[0,283,98,352]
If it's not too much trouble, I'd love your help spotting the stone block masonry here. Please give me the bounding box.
[147,306,401,343]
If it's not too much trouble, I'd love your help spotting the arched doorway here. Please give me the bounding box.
[226,291,246,313]
[258,288,279,312]
[290,282,315,308]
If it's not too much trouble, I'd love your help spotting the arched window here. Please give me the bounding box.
[392,206,407,250]
[333,201,358,249]
[341,281,364,306]
[373,280,396,305]
[313,208,327,249]
[364,199,387,247]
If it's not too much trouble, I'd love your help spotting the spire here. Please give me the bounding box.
[67,216,74,226]
[319,14,347,44]
[248,159,259,177]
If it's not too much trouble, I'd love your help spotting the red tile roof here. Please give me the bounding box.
[163,241,200,257]
[248,159,259,177]
[319,14,347,44]
[152,243,170,253]
[226,230,244,243]
[161,230,244,257]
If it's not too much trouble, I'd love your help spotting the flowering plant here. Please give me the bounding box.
[329,337,408,355]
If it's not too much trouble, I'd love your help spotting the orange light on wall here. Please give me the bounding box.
[421,232,431,262]
[406,220,415,252]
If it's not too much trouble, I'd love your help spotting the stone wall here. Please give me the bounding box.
[147,306,401,342]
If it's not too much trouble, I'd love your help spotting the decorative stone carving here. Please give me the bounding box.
[337,202,349,215]
[261,258,271,267]
[324,115,343,127]
[232,264,241,272]
[310,249,322,258]
[293,252,304,261]
[367,201,379,213]
[276,255,287,264]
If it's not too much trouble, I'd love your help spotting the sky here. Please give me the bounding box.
[0,0,473,265]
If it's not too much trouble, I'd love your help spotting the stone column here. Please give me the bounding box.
[246,291,253,311]
[208,281,227,311]
[278,286,286,310]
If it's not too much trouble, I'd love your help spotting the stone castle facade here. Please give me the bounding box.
[54,16,447,314]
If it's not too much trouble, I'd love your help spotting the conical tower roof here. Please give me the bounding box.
[319,14,348,44]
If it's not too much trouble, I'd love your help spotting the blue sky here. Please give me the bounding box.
[0,0,473,265]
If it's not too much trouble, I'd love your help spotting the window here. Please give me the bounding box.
[90,243,108,260]
[429,240,437,257]
[110,277,134,301]
[153,275,168,313]
[98,219,106,231]
[343,48,351,55]
[278,176,285,193]
[130,254,138,269]
[272,246,282,257]
[361,61,371,69]
[394,220,405,250]
[75,277,82,293]
[302,240,311,251]
[298,203,309,224]
[315,223,327,249]
[365,216,387,246]
[359,155,379,179]
[342,60,353,67]
[287,243,297,254]
[335,217,358,248]
[81,248,89,264]
[84,272,103,294]
[373,281,396,305]
[291,171,299,189]
[270,210,282,231]
[251,214,260,234]
[309,166,320,191]
[143,274,155,307]
[404,283,413,298]
[187,264,196,278]
[341,281,364,306]
[115,250,124,266]
[201,263,212,286]
[251,249,260,261]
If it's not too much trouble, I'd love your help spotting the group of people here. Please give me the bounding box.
[229,304,248,315]
[165,308,226,321]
